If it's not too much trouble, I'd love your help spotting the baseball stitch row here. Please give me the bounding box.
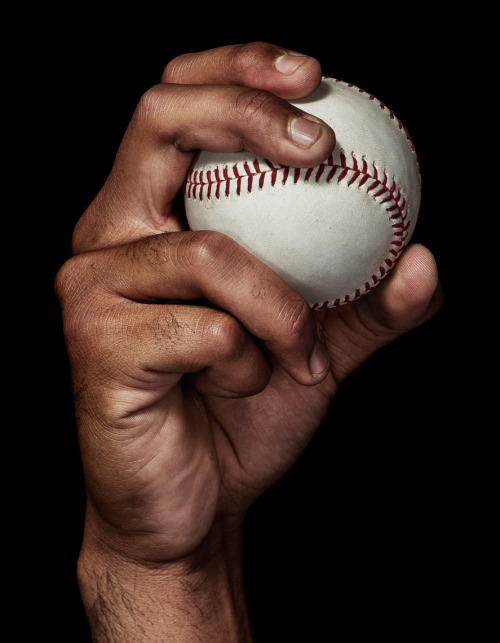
[184,153,410,308]
[333,78,418,156]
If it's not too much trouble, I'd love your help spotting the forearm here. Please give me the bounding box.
[77,518,253,642]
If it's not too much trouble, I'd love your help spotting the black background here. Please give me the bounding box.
[15,9,487,641]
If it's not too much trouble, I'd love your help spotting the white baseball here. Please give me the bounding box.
[184,78,421,309]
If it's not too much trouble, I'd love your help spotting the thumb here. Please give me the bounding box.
[322,244,443,384]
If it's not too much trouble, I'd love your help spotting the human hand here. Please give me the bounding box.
[56,42,442,641]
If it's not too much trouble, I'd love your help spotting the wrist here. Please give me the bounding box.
[77,513,252,642]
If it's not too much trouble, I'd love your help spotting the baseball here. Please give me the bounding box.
[184,78,421,309]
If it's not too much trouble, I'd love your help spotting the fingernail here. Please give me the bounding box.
[290,116,321,149]
[309,341,330,378]
[275,53,309,75]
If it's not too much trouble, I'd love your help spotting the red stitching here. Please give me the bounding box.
[185,76,419,308]
[335,78,418,154]
[185,152,411,308]
[185,153,406,203]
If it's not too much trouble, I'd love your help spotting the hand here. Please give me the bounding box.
[56,42,442,640]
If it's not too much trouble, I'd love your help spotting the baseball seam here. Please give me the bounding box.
[340,80,418,156]
[184,152,410,308]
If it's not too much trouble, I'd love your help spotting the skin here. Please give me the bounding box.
[56,42,442,641]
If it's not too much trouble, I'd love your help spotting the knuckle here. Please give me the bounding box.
[54,254,110,348]
[54,257,73,304]
[181,230,238,273]
[55,257,88,344]
[225,41,271,73]
[134,84,169,131]
[202,312,245,359]
[277,294,312,340]
[233,87,284,126]
[161,53,191,83]
[54,255,85,307]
